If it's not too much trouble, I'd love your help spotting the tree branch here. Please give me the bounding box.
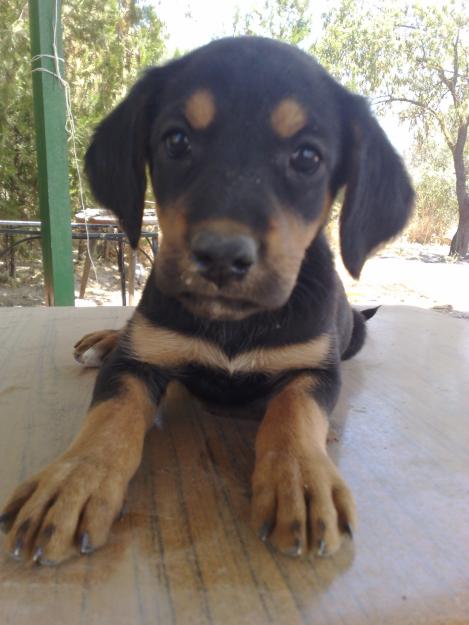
[374,95,455,149]
[416,29,464,116]
[414,59,464,82]
[453,29,460,94]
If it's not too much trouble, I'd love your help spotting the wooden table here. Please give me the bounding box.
[0,306,468,625]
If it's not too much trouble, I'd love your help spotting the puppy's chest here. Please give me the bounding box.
[128,315,331,376]
[128,316,331,407]
[176,364,285,408]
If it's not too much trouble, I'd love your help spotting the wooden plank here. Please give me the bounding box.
[29,0,74,306]
[0,306,468,625]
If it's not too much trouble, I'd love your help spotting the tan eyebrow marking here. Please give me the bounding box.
[184,89,216,129]
[271,98,307,138]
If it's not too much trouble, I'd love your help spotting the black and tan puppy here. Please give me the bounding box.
[1,37,413,565]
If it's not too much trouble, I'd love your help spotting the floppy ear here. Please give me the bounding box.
[85,68,164,248]
[339,96,414,278]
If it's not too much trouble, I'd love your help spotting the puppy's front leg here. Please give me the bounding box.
[74,328,121,367]
[0,355,167,565]
[251,373,356,557]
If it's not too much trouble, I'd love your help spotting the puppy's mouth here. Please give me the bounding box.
[179,291,262,321]
[154,251,292,321]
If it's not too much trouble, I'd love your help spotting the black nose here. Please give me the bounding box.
[191,231,258,287]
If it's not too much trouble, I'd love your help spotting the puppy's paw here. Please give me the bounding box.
[73,329,120,367]
[251,449,355,557]
[0,457,127,565]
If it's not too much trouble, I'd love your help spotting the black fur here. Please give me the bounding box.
[91,344,170,407]
[137,233,336,353]
[341,309,367,361]
[361,306,381,320]
[85,37,414,417]
[338,98,414,278]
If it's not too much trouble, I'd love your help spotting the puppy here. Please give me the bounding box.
[0,37,413,565]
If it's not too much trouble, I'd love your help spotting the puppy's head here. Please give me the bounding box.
[86,37,413,320]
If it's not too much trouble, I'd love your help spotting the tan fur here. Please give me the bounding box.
[129,312,331,374]
[154,202,192,291]
[319,192,333,228]
[271,98,307,138]
[157,204,189,249]
[192,218,254,238]
[255,375,328,454]
[2,375,157,564]
[265,193,333,291]
[153,198,332,322]
[184,89,216,129]
[67,375,157,455]
[251,374,356,556]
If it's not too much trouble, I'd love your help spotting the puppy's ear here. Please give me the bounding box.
[339,96,414,278]
[85,68,163,248]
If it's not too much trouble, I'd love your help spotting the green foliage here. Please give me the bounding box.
[0,0,166,221]
[408,137,458,243]
[2,0,467,250]
[63,1,166,212]
[0,3,35,220]
[314,0,468,245]
[315,0,468,134]
[233,0,312,45]
[407,173,458,244]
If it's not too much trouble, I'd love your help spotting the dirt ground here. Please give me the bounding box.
[0,240,468,318]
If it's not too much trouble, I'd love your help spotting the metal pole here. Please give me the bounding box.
[29,0,75,306]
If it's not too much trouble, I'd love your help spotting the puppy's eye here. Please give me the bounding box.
[164,130,191,158]
[290,145,321,173]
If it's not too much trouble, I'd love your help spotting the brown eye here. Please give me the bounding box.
[290,145,321,173]
[164,130,191,158]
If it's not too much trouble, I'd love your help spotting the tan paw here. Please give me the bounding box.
[0,456,127,565]
[73,329,120,367]
[251,449,355,557]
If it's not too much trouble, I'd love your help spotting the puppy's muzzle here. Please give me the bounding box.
[190,231,258,288]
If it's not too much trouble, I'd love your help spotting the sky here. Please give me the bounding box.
[153,0,451,57]
[155,0,250,53]
[153,0,330,56]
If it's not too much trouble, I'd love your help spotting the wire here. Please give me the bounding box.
[30,0,98,284]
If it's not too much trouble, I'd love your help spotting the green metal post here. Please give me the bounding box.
[29,0,74,306]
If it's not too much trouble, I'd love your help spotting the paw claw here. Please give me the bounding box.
[11,538,23,561]
[286,539,303,557]
[317,539,326,557]
[258,521,273,542]
[118,501,128,521]
[80,531,94,555]
[32,546,43,564]
[344,522,354,539]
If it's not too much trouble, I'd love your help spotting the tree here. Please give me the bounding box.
[62,0,166,211]
[315,0,469,256]
[404,136,458,244]
[0,1,166,221]
[0,3,36,220]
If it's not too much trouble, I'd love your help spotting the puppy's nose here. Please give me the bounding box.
[191,231,257,287]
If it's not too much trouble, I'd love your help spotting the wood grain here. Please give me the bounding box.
[0,306,468,625]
